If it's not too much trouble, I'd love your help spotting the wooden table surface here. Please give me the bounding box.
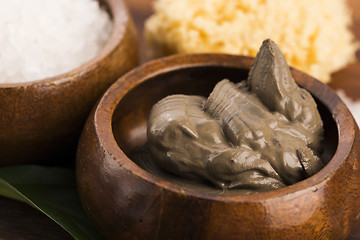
[0,0,359,239]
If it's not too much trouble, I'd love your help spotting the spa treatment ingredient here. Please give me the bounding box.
[0,0,112,83]
[145,0,358,83]
[147,39,324,194]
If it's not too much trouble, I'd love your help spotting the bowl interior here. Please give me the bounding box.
[111,65,338,193]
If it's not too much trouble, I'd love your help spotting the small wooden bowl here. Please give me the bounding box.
[76,54,360,240]
[0,0,138,165]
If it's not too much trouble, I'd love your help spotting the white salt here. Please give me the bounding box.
[0,0,112,83]
[337,90,360,126]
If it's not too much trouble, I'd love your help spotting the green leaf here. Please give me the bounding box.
[0,165,105,240]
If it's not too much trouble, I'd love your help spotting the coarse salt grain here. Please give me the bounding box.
[337,90,360,126]
[0,0,112,83]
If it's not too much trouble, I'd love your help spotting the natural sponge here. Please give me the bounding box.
[145,0,358,83]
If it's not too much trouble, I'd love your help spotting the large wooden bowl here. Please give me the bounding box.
[0,0,138,165]
[76,54,360,240]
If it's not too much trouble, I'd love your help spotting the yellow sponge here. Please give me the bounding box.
[145,0,358,83]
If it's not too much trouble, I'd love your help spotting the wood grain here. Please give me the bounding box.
[0,197,73,240]
[1,0,359,239]
[77,54,360,240]
[0,0,138,165]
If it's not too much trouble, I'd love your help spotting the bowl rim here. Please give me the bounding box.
[94,53,357,202]
[0,0,129,88]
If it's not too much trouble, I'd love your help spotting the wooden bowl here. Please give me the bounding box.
[76,54,360,240]
[0,0,138,165]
